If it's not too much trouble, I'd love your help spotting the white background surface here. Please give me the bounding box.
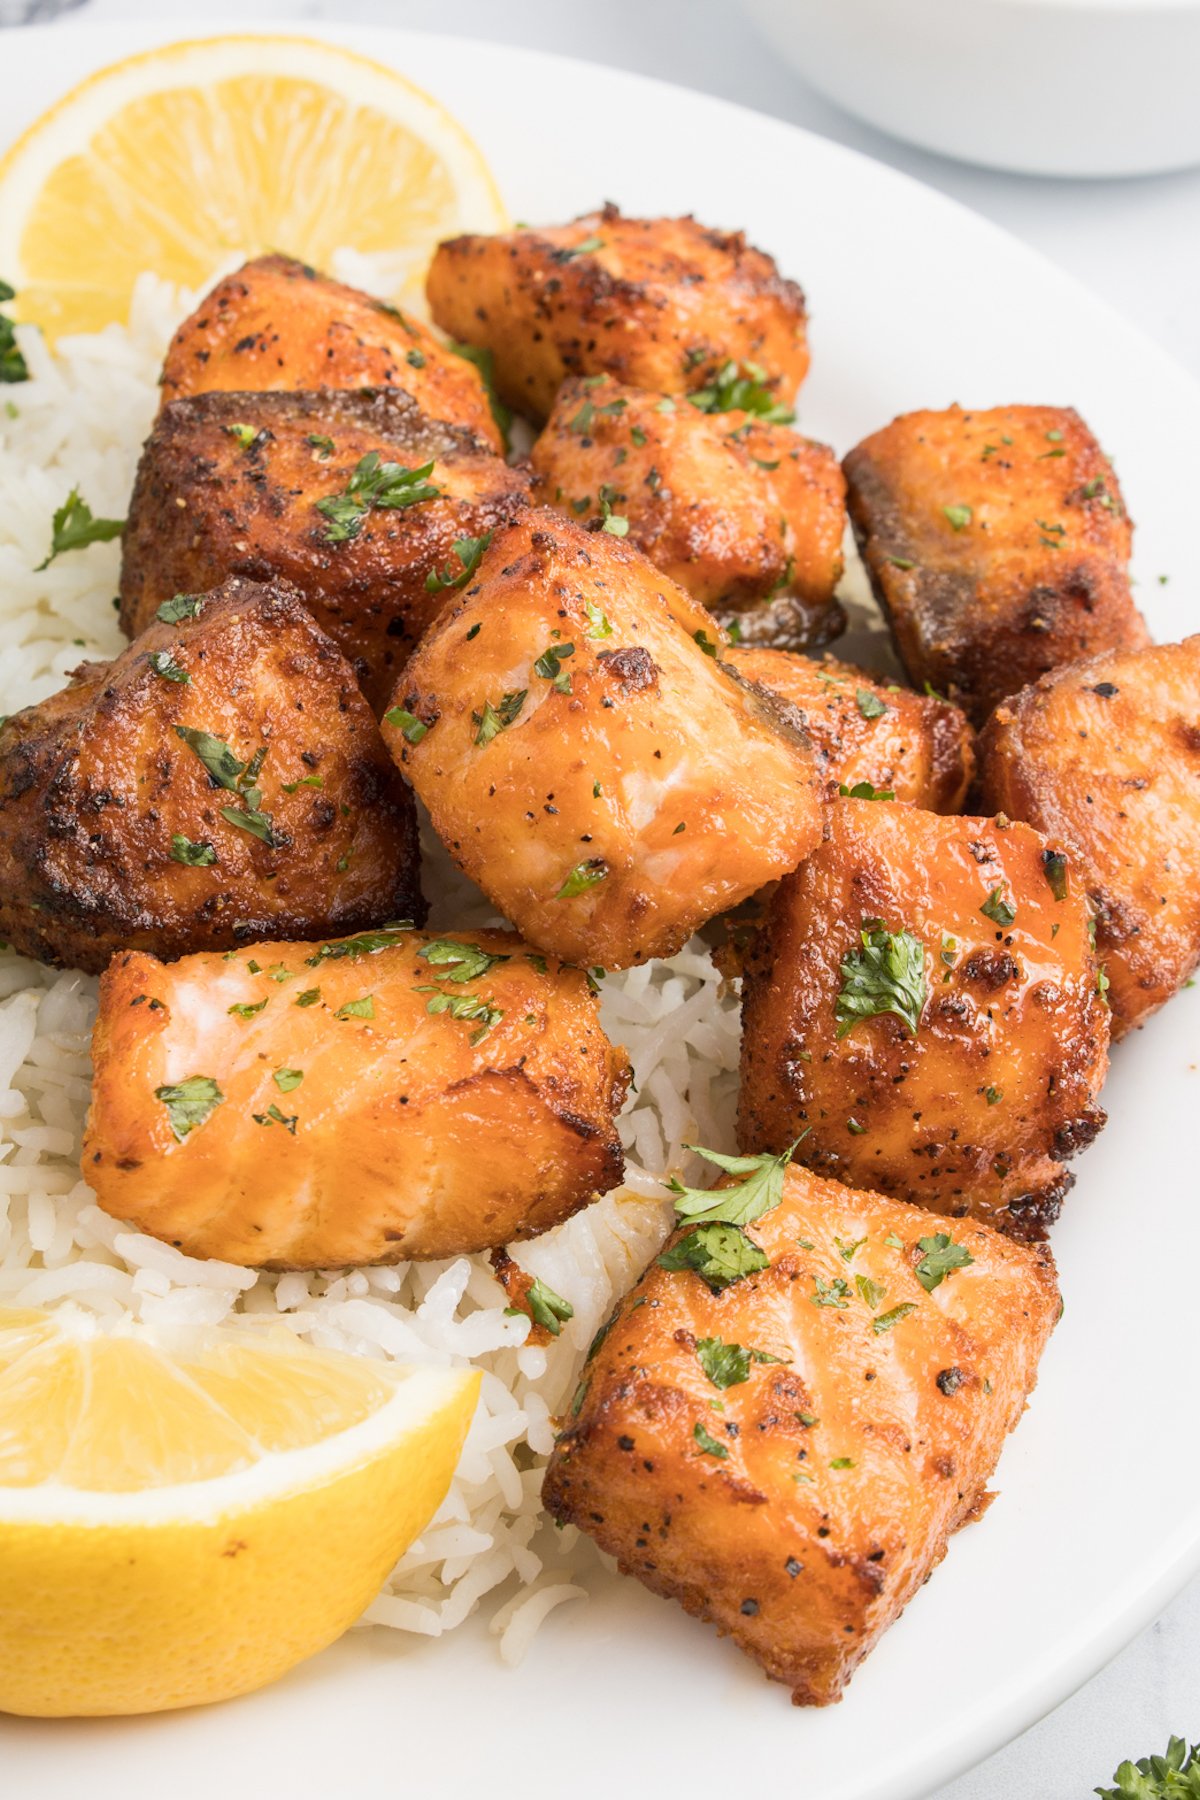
[9,3,1200,1794]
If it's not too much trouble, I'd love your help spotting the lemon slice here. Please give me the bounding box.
[0,33,506,341]
[0,1306,480,1716]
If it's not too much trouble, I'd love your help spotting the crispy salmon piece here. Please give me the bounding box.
[728,648,975,812]
[543,1158,1059,1705]
[160,254,503,450]
[843,405,1148,725]
[427,204,809,423]
[0,577,423,973]
[737,799,1110,1236]
[530,374,845,649]
[85,926,629,1267]
[382,511,824,969]
[979,635,1200,1035]
[119,388,530,710]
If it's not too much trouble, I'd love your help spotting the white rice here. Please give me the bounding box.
[0,276,744,1657]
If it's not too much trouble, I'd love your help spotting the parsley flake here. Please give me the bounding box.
[156,594,203,625]
[696,1336,784,1389]
[856,687,889,720]
[149,650,189,685]
[473,689,526,746]
[425,531,492,594]
[584,599,613,639]
[942,503,973,532]
[873,1303,918,1335]
[383,705,429,745]
[533,642,576,693]
[525,1275,574,1335]
[555,858,608,899]
[666,1142,796,1228]
[155,1075,223,1141]
[980,883,1017,928]
[35,489,124,571]
[273,1068,303,1093]
[693,1420,729,1460]
[657,1221,770,1292]
[689,359,794,424]
[335,995,375,1021]
[169,833,216,867]
[914,1232,975,1291]
[835,920,927,1039]
[316,452,440,544]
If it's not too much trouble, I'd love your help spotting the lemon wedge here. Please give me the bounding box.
[0,1306,480,1716]
[0,33,506,341]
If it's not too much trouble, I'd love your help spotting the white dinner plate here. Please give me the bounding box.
[2,22,1198,1800]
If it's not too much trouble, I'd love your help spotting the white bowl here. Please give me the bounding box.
[741,0,1200,176]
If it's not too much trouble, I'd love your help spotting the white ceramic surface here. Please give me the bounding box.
[2,22,1199,1800]
[741,0,1200,177]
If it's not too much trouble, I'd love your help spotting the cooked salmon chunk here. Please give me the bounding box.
[844,405,1149,725]
[160,254,503,450]
[427,205,809,423]
[85,925,629,1267]
[728,648,975,811]
[737,799,1110,1236]
[382,511,824,968]
[530,375,845,650]
[120,389,530,709]
[979,635,1200,1035]
[0,577,423,973]
[543,1155,1060,1705]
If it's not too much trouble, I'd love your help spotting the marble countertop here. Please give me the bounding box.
[9,1,1199,1792]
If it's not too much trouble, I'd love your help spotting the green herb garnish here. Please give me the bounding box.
[873,1303,918,1335]
[169,833,216,867]
[316,452,440,544]
[942,503,972,531]
[425,531,492,594]
[855,687,889,721]
[696,1336,784,1389]
[335,995,375,1021]
[667,1143,794,1228]
[835,920,927,1039]
[555,858,608,899]
[533,641,576,692]
[305,923,412,964]
[418,939,510,982]
[839,780,894,800]
[156,594,203,625]
[155,1075,223,1141]
[657,1221,770,1292]
[980,883,1017,928]
[473,689,526,746]
[914,1232,974,1292]
[35,488,124,570]
[383,705,428,745]
[273,1068,303,1092]
[689,359,794,423]
[692,1420,729,1460]
[149,651,189,685]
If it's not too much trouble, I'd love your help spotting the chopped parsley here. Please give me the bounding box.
[335,995,375,1021]
[473,689,526,746]
[657,1221,770,1292]
[1042,849,1069,902]
[35,488,125,571]
[316,452,440,544]
[856,687,889,720]
[418,939,510,982]
[914,1232,975,1291]
[156,594,203,625]
[666,1142,795,1228]
[418,986,503,1044]
[555,858,608,899]
[306,433,335,458]
[533,641,576,693]
[985,1085,1003,1105]
[524,1275,574,1336]
[305,923,412,964]
[812,1275,851,1309]
[855,1273,886,1310]
[873,1303,918,1335]
[598,485,629,537]
[689,359,794,424]
[834,1234,866,1262]
[942,503,973,532]
[253,1103,297,1134]
[223,421,258,449]
[829,1457,855,1471]
[383,705,429,745]
[425,531,492,594]
[980,883,1017,928]
[273,1068,303,1092]
[568,394,626,435]
[554,234,605,260]
[0,280,27,383]
[696,1336,784,1389]
[281,774,323,793]
[174,729,282,848]
[835,920,927,1039]
[169,833,216,867]
[227,998,268,1020]
[584,599,613,639]
[295,988,321,1007]
[694,629,721,658]
[692,1420,729,1460]
[839,779,894,801]
[149,650,189,685]
[155,1075,223,1141]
